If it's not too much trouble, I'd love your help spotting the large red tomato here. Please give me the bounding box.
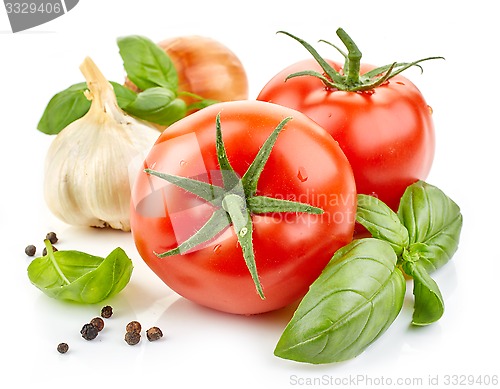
[257,31,436,211]
[130,100,356,315]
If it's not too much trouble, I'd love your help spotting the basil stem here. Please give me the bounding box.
[27,240,133,304]
[274,239,406,364]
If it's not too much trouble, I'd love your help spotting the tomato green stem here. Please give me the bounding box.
[336,28,361,86]
[222,194,248,236]
[279,29,443,92]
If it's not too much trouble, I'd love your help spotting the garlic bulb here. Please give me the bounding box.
[44,57,160,231]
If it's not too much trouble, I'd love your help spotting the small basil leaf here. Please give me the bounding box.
[124,87,187,126]
[117,35,178,91]
[37,82,90,135]
[275,238,406,364]
[403,259,444,326]
[398,181,463,272]
[27,243,133,304]
[37,82,137,135]
[356,194,409,255]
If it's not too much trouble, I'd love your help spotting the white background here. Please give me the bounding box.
[1,1,499,388]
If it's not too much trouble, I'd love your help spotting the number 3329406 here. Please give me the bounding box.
[5,2,63,14]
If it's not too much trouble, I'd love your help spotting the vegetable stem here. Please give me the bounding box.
[336,28,361,86]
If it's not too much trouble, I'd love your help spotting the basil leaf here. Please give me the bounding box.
[403,258,444,326]
[398,181,463,272]
[356,194,409,255]
[27,242,133,304]
[37,82,90,135]
[111,81,138,108]
[117,35,178,91]
[124,87,187,126]
[37,82,137,135]
[275,239,406,364]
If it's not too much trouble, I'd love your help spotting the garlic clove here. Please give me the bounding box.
[44,57,160,231]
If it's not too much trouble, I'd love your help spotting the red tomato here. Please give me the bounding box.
[130,100,356,315]
[257,58,435,211]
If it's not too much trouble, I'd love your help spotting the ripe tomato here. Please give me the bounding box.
[130,100,356,315]
[257,31,435,211]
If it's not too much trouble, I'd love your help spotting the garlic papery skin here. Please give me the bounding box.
[44,57,160,231]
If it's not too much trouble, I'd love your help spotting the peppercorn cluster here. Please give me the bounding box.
[124,320,163,346]
[56,304,163,353]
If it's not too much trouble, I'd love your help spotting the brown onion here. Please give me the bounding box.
[126,35,248,110]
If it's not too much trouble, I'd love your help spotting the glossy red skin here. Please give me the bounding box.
[257,59,435,211]
[130,100,356,315]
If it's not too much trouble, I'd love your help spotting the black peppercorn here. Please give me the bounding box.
[101,305,113,318]
[57,342,69,353]
[46,232,58,244]
[90,317,104,332]
[25,245,36,256]
[80,323,99,340]
[124,331,141,345]
[146,327,163,342]
[126,320,141,334]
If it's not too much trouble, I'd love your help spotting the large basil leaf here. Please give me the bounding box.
[274,239,406,364]
[356,194,409,255]
[37,82,90,135]
[37,81,137,135]
[398,181,463,272]
[117,35,178,91]
[27,243,133,304]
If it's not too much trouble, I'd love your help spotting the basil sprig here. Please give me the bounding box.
[27,240,133,304]
[275,181,462,364]
[37,35,216,134]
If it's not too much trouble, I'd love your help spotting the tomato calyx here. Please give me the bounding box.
[145,114,324,299]
[278,28,443,92]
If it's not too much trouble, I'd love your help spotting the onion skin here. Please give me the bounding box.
[126,35,248,111]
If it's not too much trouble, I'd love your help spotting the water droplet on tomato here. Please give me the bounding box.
[150,162,157,169]
[427,105,433,114]
[179,160,187,167]
[297,167,308,182]
[213,244,221,254]
[396,81,405,86]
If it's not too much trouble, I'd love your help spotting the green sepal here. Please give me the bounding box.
[144,168,225,207]
[248,196,324,215]
[155,208,231,258]
[241,116,293,197]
